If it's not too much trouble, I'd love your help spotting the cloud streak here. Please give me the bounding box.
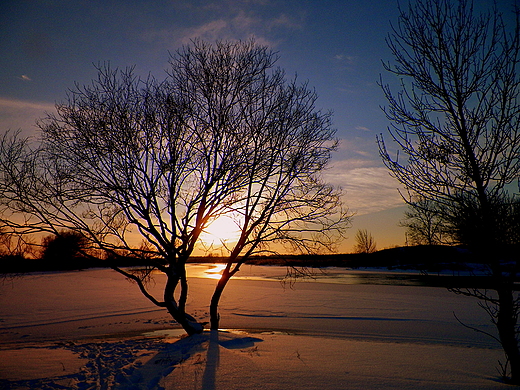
[325,161,404,216]
[141,6,303,50]
[0,97,56,136]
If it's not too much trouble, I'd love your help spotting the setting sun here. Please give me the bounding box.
[200,216,242,247]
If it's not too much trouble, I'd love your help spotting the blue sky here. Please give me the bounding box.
[0,0,513,251]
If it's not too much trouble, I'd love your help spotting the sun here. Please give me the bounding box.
[200,216,242,246]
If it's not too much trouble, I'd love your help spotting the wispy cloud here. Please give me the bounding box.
[336,137,378,157]
[325,161,404,216]
[179,10,302,46]
[355,126,371,132]
[329,137,404,215]
[141,5,303,50]
[334,54,357,65]
[181,20,230,43]
[0,97,55,136]
[0,97,53,111]
[268,14,303,30]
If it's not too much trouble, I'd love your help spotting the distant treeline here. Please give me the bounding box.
[0,245,503,274]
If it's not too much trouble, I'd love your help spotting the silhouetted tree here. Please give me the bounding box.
[400,198,446,246]
[379,0,520,383]
[40,230,89,269]
[353,229,376,254]
[0,40,349,335]
[0,230,27,259]
[0,229,36,272]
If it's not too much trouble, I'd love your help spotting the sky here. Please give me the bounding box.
[0,0,514,252]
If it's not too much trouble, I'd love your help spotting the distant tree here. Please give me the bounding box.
[0,40,349,335]
[442,193,520,249]
[0,228,39,273]
[0,229,35,260]
[40,230,89,269]
[0,230,23,259]
[379,0,520,383]
[400,198,446,246]
[353,229,376,254]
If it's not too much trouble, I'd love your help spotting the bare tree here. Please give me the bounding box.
[353,229,376,254]
[0,40,349,335]
[0,229,36,260]
[378,0,520,383]
[400,198,446,246]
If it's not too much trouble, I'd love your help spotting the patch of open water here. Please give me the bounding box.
[184,263,488,288]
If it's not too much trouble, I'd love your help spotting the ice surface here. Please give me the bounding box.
[0,266,509,389]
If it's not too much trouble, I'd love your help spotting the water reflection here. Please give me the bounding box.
[185,264,426,286]
[200,264,226,280]
[185,263,286,282]
[184,263,489,288]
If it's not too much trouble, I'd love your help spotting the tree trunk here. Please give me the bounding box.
[210,269,232,330]
[164,268,203,336]
[165,300,203,336]
[487,237,520,384]
[496,286,520,384]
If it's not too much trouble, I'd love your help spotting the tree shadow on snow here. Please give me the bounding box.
[122,330,263,390]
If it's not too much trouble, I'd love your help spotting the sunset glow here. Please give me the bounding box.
[200,216,242,247]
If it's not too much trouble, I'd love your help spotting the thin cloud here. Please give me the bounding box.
[330,157,377,170]
[336,137,377,157]
[142,5,302,50]
[180,20,229,43]
[179,11,295,46]
[355,126,371,132]
[325,164,404,216]
[0,97,55,136]
[231,10,257,31]
[334,54,357,64]
[268,14,303,30]
[353,150,373,158]
[0,97,53,111]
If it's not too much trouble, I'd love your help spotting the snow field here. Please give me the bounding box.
[0,266,510,389]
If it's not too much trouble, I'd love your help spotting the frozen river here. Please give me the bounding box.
[0,265,500,349]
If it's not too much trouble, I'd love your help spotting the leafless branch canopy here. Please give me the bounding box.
[353,229,377,254]
[378,0,520,381]
[379,0,520,209]
[0,39,349,333]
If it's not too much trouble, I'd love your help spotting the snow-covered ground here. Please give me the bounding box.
[0,265,512,389]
